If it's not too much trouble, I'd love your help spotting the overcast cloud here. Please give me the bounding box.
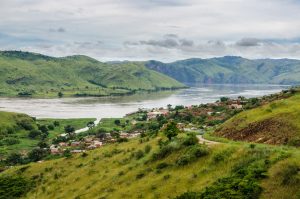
[1,0,300,61]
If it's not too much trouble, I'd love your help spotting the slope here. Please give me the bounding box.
[145,56,300,84]
[215,92,300,146]
[0,51,184,97]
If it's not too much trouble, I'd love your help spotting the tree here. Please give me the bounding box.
[220,97,229,102]
[6,153,23,165]
[87,121,95,129]
[167,104,172,110]
[27,148,49,162]
[64,125,75,137]
[28,129,42,139]
[163,121,180,140]
[58,92,63,98]
[114,119,121,126]
[38,125,48,134]
[53,121,60,127]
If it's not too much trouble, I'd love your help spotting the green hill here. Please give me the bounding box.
[0,111,93,157]
[145,56,300,84]
[215,92,300,146]
[1,133,299,199]
[0,51,184,97]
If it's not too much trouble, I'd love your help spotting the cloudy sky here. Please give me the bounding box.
[1,0,300,61]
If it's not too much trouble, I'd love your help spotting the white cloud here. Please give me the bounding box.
[0,0,300,61]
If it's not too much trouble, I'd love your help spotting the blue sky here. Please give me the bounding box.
[1,0,300,61]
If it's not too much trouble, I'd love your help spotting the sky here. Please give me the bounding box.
[1,0,300,61]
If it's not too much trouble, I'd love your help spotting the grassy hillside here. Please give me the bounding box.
[145,56,300,84]
[0,51,184,97]
[1,133,299,199]
[0,111,38,157]
[0,111,94,157]
[215,93,300,146]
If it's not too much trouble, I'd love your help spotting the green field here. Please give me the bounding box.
[0,51,184,97]
[37,118,96,139]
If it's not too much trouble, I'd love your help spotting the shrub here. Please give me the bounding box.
[1,138,20,145]
[156,162,169,170]
[182,133,198,146]
[47,124,55,130]
[28,148,49,162]
[144,145,152,154]
[278,163,300,185]
[136,172,145,179]
[0,175,34,198]
[176,145,209,166]
[6,152,23,165]
[28,129,42,139]
[212,148,234,163]
[117,137,128,143]
[135,150,145,160]
[53,121,60,126]
[17,119,34,130]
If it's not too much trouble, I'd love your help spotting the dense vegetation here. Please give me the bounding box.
[145,56,300,84]
[0,51,184,97]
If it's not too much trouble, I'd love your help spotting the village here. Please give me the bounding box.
[49,96,248,155]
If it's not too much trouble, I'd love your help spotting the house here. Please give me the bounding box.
[228,104,243,109]
[147,109,169,120]
[59,142,67,147]
[50,147,60,154]
[93,141,103,147]
[120,132,129,138]
[71,141,81,147]
[71,149,86,153]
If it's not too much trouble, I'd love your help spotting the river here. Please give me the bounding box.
[0,84,289,119]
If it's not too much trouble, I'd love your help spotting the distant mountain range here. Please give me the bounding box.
[145,56,300,85]
[1,51,300,97]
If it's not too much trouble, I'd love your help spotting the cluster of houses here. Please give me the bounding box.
[147,108,169,120]
[50,132,141,155]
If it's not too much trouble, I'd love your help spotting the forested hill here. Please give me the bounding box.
[145,56,300,85]
[0,51,184,97]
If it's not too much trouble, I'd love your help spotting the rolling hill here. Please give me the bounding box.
[1,132,299,199]
[0,51,184,97]
[215,92,300,146]
[145,56,300,84]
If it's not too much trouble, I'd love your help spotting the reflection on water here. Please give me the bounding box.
[0,84,290,119]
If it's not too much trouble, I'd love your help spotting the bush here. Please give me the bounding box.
[117,137,128,143]
[182,133,199,146]
[28,129,42,139]
[136,172,145,179]
[27,148,49,162]
[144,145,152,154]
[47,124,55,130]
[176,145,209,166]
[278,163,300,185]
[156,162,169,170]
[0,176,34,198]
[6,153,23,165]
[1,138,20,145]
[135,150,145,160]
[17,119,34,130]
[53,121,60,126]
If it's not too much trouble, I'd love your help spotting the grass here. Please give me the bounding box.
[0,51,184,97]
[1,132,299,199]
[216,93,300,146]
